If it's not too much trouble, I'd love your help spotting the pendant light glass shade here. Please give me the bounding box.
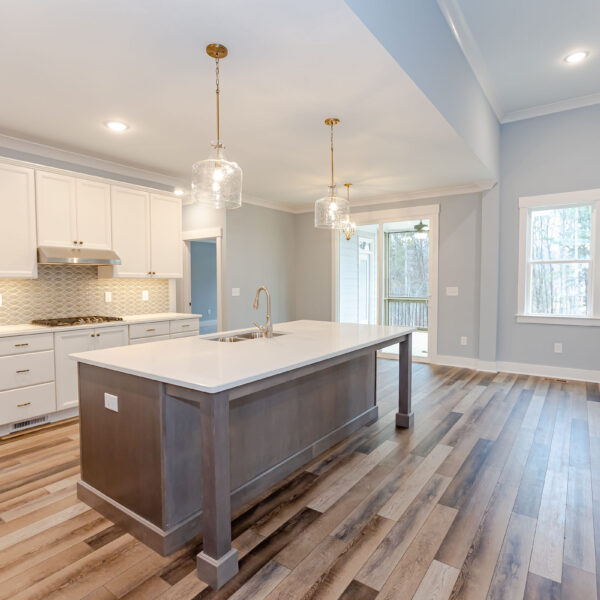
[192,43,242,209]
[192,147,242,209]
[315,187,350,229]
[314,118,350,229]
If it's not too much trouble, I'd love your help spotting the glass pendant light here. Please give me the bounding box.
[314,118,350,229]
[342,183,356,240]
[191,43,242,209]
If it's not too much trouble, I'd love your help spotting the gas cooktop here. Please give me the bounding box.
[32,316,124,327]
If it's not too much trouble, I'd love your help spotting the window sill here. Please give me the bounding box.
[516,314,600,327]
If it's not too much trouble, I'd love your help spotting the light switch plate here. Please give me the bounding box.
[446,287,459,296]
[104,393,118,412]
[142,290,149,301]
[104,291,112,303]
[554,342,563,354]
[232,288,240,297]
[460,336,468,346]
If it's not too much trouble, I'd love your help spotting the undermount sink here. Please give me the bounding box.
[207,331,286,342]
[236,331,286,340]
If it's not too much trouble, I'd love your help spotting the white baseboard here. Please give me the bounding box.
[430,354,479,369]
[496,361,600,384]
[430,354,600,383]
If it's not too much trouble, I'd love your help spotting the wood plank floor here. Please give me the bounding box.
[1,360,599,599]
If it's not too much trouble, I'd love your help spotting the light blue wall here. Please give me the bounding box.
[498,104,600,370]
[345,0,500,178]
[190,241,217,324]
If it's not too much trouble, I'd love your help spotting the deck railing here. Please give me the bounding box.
[385,297,428,330]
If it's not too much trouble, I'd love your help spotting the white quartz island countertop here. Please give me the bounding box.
[72,320,413,393]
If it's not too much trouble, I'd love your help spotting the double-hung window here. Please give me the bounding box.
[518,189,600,325]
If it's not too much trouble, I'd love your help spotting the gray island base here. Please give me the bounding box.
[73,321,413,589]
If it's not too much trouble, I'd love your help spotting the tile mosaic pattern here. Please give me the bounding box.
[0,265,169,325]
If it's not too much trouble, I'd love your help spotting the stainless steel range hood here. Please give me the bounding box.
[37,246,121,266]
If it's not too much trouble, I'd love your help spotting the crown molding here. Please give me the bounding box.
[501,92,600,124]
[436,0,503,120]
[0,132,183,191]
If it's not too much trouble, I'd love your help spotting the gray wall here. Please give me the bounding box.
[292,213,334,322]
[225,203,295,330]
[190,241,217,322]
[498,104,600,370]
[292,194,483,359]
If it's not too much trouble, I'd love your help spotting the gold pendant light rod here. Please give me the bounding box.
[206,44,228,153]
[325,118,340,197]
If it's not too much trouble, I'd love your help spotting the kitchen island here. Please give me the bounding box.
[72,320,413,589]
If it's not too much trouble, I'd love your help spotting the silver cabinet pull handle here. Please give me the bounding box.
[16,369,30,374]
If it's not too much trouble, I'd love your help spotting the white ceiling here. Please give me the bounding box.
[0,0,492,208]
[442,0,600,121]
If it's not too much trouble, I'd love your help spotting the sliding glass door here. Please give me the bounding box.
[335,209,437,361]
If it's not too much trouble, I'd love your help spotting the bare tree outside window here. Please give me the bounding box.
[528,205,591,316]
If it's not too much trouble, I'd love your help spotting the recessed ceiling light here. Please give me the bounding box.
[104,120,129,132]
[564,51,589,64]
[174,188,184,196]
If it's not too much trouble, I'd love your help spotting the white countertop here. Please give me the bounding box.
[0,313,202,338]
[72,320,413,393]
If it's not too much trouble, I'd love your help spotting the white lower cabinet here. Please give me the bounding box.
[55,325,128,410]
[129,334,171,345]
[0,383,56,425]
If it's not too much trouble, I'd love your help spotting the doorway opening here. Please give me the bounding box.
[181,227,224,334]
[334,206,438,362]
[190,240,218,334]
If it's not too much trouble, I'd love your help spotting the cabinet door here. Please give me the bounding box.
[0,163,37,278]
[76,179,111,249]
[150,194,182,278]
[36,171,77,247]
[95,325,128,350]
[110,186,151,277]
[54,329,95,410]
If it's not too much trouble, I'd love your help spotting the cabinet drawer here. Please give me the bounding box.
[170,331,198,339]
[170,318,199,334]
[0,351,55,392]
[129,321,170,339]
[0,333,54,357]
[0,382,56,425]
[129,334,170,345]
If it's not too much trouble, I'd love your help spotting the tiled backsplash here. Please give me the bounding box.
[0,265,170,325]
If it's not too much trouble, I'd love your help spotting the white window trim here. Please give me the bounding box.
[517,189,600,325]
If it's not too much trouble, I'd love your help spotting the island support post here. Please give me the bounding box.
[395,332,413,428]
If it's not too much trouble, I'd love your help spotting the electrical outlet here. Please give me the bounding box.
[446,287,459,296]
[104,393,118,412]
[554,342,563,354]
[460,336,468,346]
[104,291,112,303]
[142,290,149,301]
[232,288,240,297]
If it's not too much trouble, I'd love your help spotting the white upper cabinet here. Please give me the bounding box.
[36,171,111,249]
[75,179,111,249]
[36,171,77,247]
[150,194,183,278]
[0,163,37,278]
[109,186,151,278]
